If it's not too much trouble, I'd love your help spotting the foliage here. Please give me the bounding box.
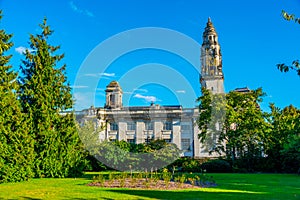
[114,140,132,152]
[281,10,300,24]
[277,10,300,75]
[265,104,300,173]
[223,88,270,171]
[197,88,226,154]
[277,60,300,76]
[197,87,300,173]
[92,139,180,171]
[19,18,86,178]
[181,158,201,172]
[77,120,102,155]
[0,11,35,183]
[280,134,300,173]
[76,120,108,171]
[198,87,271,171]
[167,157,210,173]
[274,9,300,173]
[96,140,133,171]
[84,155,108,171]
[162,168,172,187]
[201,160,232,173]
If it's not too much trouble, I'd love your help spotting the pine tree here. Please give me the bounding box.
[0,10,35,183]
[19,18,86,178]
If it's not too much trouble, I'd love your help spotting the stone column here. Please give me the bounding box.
[172,120,181,148]
[154,121,163,139]
[193,118,201,158]
[118,122,126,141]
[136,121,144,144]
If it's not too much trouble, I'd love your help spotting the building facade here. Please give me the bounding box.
[77,18,224,158]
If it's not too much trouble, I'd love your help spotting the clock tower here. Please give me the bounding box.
[200,18,224,94]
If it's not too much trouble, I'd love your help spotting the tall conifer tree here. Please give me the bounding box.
[0,10,34,183]
[19,18,85,178]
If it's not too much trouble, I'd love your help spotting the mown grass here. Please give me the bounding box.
[0,173,299,200]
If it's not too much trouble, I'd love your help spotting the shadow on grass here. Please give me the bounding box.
[106,189,266,200]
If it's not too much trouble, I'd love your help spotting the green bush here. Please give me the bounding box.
[168,157,211,172]
[280,134,300,173]
[201,159,232,173]
[84,155,109,171]
[182,159,201,172]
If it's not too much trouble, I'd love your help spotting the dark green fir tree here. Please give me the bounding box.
[19,18,86,178]
[0,10,35,183]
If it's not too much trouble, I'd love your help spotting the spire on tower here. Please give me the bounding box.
[208,17,211,23]
[204,17,216,38]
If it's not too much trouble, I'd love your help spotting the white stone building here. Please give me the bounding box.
[77,18,224,158]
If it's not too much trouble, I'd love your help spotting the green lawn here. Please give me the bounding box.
[0,173,299,200]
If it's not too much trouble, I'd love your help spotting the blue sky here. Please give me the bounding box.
[1,0,300,111]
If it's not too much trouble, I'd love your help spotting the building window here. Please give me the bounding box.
[127,122,136,131]
[163,121,172,130]
[181,138,191,150]
[110,94,115,104]
[110,138,116,142]
[181,124,191,131]
[110,122,118,131]
[145,121,154,130]
[127,139,135,144]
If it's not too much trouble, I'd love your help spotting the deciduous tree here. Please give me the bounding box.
[266,104,300,172]
[198,88,271,171]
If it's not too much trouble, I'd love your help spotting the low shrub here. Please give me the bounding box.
[182,159,202,172]
[201,159,232,173]
[168,157,210,172]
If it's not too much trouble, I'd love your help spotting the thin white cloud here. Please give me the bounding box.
[134,94,157,102]
[123,91,133,94]
[71,85,89,89]
[123,88,148,95]
[69,1,94,17]
[133,88,148,93]
[84,74,99,77]
[15,46,35,55]
[96,88,105,91]
[101,73,115,77]
[84,72,115,78]
[85,10,94,17]
[176,90,186,94]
